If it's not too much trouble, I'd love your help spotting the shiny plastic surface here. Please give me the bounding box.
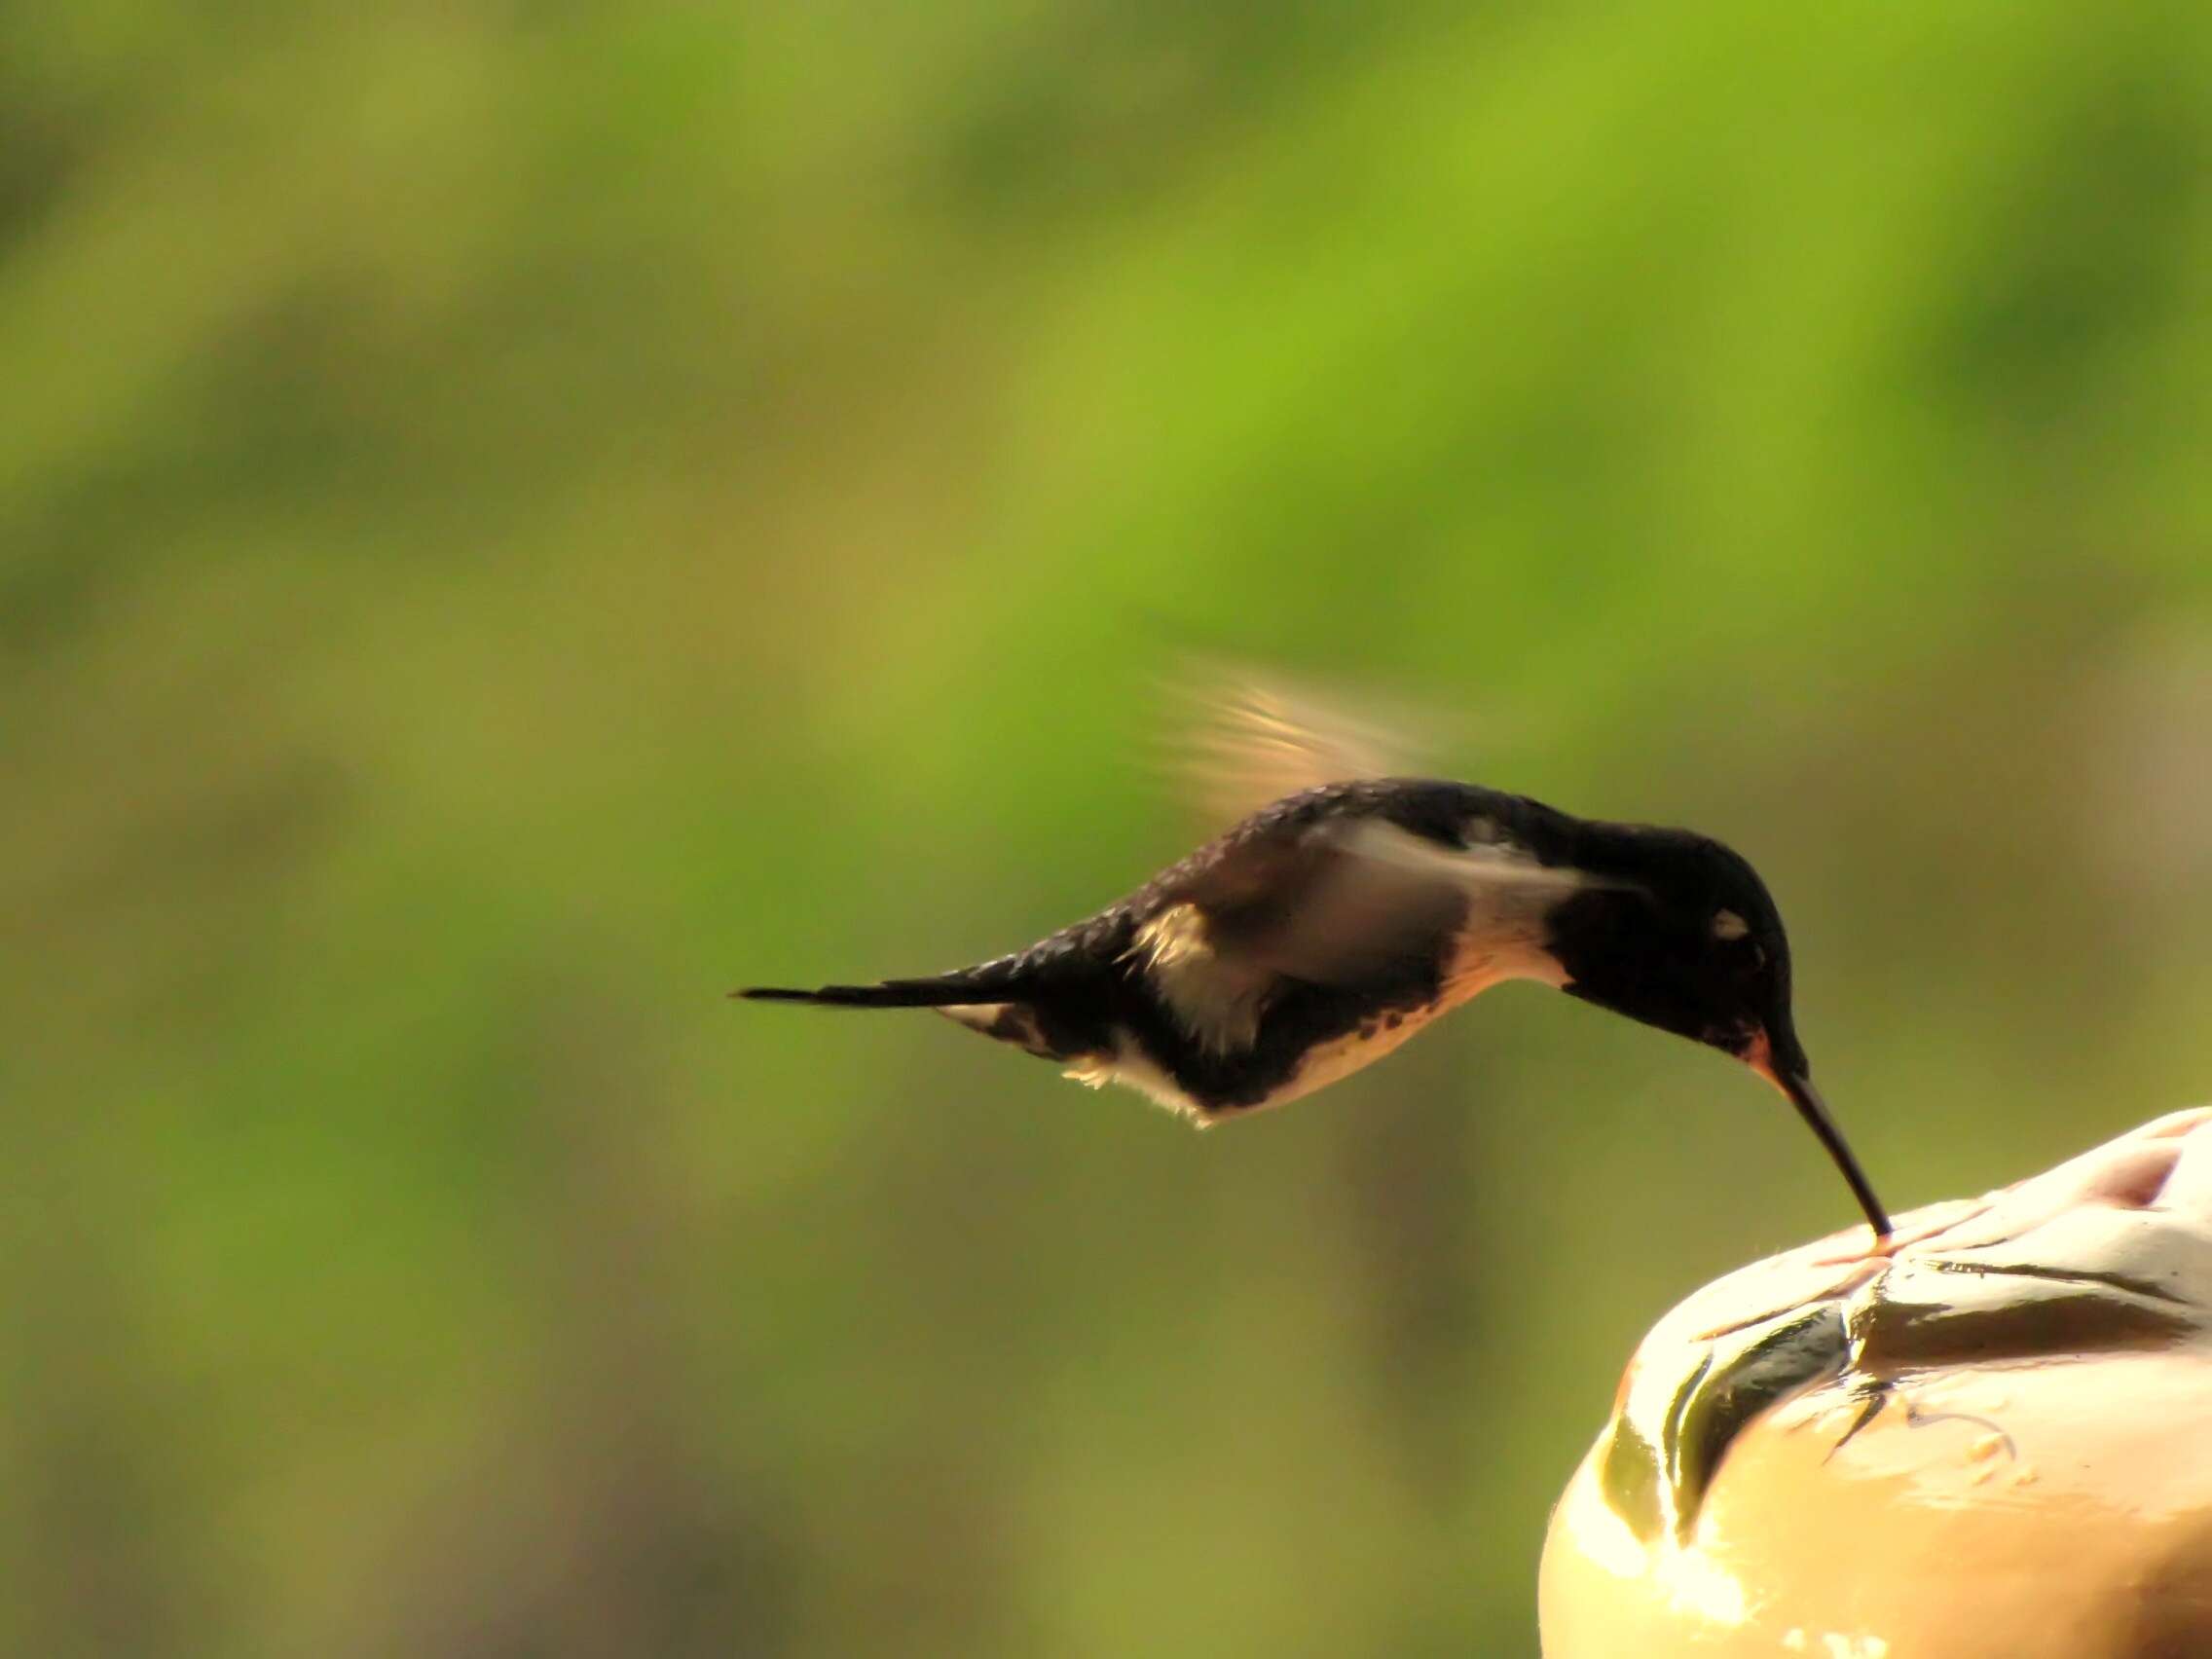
[1541,1109,2212,1658]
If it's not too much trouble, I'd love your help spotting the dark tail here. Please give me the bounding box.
[733,961,1030,1009]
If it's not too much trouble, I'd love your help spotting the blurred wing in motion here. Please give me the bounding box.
[1143,815,1577,1065]
[1165,664,1441,825]
[1161,819,1476,990]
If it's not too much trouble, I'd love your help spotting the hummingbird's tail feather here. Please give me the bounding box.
[733,960,1034,1009]
[737,961,1086,1063]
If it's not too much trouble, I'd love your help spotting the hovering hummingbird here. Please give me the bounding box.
[740,682,1892,1239]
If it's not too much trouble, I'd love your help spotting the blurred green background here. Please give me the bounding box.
[8,1,2212,1653]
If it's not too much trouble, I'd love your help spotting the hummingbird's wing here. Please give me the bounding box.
[1162,823,1445,986]
[1164,664,1439,825]
[1155,671,1567,993]
[1125,798,1577,1075]
[1168,815,1569,989]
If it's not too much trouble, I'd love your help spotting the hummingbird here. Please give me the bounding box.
[739,685,1892,1240]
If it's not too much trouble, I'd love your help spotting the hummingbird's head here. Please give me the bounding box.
[1541,826,1808,1088]
[1538,822,1891,1238]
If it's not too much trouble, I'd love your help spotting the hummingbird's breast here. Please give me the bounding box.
[1092,907,1566,1121]
[1257,921,1567,1108]
[1242,998,1451,1111]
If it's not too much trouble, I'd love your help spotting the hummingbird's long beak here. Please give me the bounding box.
[1747,1039,1894,1242]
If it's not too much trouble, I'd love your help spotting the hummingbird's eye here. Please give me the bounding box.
[1712,908,1766,971]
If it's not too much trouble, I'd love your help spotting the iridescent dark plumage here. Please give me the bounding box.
[742,772,1891,1238]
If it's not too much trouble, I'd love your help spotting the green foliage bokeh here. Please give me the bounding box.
[7,3,2211,1654]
